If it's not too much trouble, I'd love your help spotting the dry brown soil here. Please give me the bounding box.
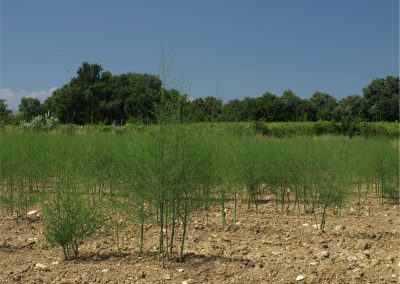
[1,197,399,284]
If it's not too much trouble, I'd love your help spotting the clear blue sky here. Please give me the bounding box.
[1,0,398,109]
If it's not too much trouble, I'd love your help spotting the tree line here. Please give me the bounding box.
[0,62,398,124]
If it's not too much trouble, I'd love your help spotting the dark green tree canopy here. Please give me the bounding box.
[0,99,13,123]
[363,76,399,121]
[18,97,45,121]
[332,95,367,121]
[15,62,394,125]
[44,63,180,124]
[279,90,302,121]
[188,96,223,122]
[310,92,338,121]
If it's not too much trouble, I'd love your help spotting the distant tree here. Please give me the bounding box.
[309,92,337,121]
[222,99,245,121]
[205,96,223,121]
[43,62,398,124]
[45,62,112,124]
[363,76,399,121]
[254,92,278,121]
[332,95,367,121]
[45,85,86,124]
[240,97,259,121]
[298,99,316,121]
[160,88,190,122]
[73,62,103,85]
[122,73,163,123]
[45,63,164,124]
[18,97,44,121]
[189,96,223,122]
[279,90,302,121]
[188,98,204,121]
[0,99,13,123]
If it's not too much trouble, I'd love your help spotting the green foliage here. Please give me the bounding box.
[21,112,59,131]
[333,95,367,121]
[43,62,186,125]
[0,123,398,263]
[309,92,338,121]
[0,99,13,124]
[188,96,223,122]
[363,76,399,122]
[18,97,45,122]
[43,184,102,260]
[313,121,338,135]
[252,121,270,136]
[8,62,393,125]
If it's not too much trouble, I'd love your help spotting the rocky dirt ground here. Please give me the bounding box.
[1,196,399,284]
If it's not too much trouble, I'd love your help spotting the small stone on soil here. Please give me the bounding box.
[136,271,146,279]
[35,263,49,271]
[27,210,39,220]
[312,224,321,230]
[27,210,38,216]
[334,224,345,231]
[362,250,371,258]
[318,251,329,259]
[295,274,305,281]
[347,256,358,262]
[355,240,371,250]
[27,238,37,244]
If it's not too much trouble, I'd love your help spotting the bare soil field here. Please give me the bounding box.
[1,197,399,284]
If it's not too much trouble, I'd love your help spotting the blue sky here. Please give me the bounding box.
[1,0,398,109]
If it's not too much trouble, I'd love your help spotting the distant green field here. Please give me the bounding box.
[2,121,398,138]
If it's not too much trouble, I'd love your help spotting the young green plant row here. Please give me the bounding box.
[0,125,398,262]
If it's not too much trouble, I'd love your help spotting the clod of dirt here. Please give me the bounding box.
[35,263,49,271]
[347,256,358,262]
[321,243,329,249]
[26,238,37,245]
[58,279,75,284]
[334,224,345,231]
[295,274,305,281]
[312,224,321,230]
[355,240,371,250]
[385,255,396,263]
[352,268,364,279]
[0,239,11,249]
[318,251,329,259]
[136,271,146,279]
[362,250,371,259]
